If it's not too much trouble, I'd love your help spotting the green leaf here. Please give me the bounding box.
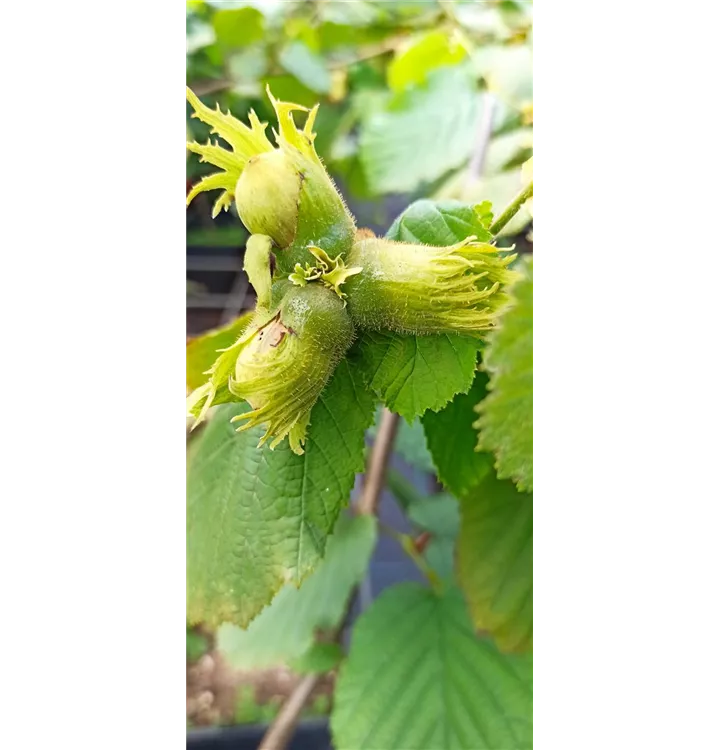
[187,359,376,627]
[351,331,480,421]
[422,369,494,498]
[279,42,332,95]
[387,31,466,92]
[212,7,264,48]
[475,256,533,491]
[290,642,344,674]
[186,313,253,392]
[359,67,482,195]
[331,583,533,750]
[386,199,494,245]
[217,513,376,669]
[457,469,533,653]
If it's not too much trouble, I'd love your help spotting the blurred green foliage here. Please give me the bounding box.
[232,684,330,726]
[186,0,533,235]
[186,623,210,662]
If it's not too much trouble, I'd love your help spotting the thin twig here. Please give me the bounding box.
[489,180,534,236]
[326,37,404,70]
[190,79,233,97]
[257,673,322,750]
[257,408,399,750]
[357,408,400,516]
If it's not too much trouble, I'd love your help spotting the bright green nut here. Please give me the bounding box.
[228,284,355,454]
[186,85,355,263]
[186,281,354,455]
[344,236,520,336]
[236,150,302,248]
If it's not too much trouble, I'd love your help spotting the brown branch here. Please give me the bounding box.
[357,408,399,515]
[326,37,404,70]
[190,79,233,97]
[257,408,399,750]
[257,673,322,750]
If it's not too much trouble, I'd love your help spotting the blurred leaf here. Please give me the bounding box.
[385,468,424,512]
[394,418,435,473]
[457,468,533,652]
[425,536,456,581]
[486,45,532,111]
[332,153,375,201]
[359,67,482,195]
[290,642,344,674]
[472,44,533,111]
[407,493,459,540]
[320,0,381,27]
[476,257,533,491]
[408,492,460,580]
[226,46,269,95]
[351,86,392,121]
[422,369,494,498]
[279,41,332,94]
[205,0,254,6]
[497,0,534,32]
[331,583,533,749]
[284,16,321,51]
[186,225,248,247]
[186,626,210,662]
[329,68,348,102]
[217,514,376,669]
[186,313,253,392]
[347,61,388,91]
[386,0,439,16]
[262,73,318,108]
[234,685,280,725]
[368,409,435,473]
[318,21,395,50]
[387,30,466,92]
[309,101,346,157]
[330,134,358,162]
[438,167,531,237]
[186,20,216,54]
[484,127,533,174]
[187,360,376,627]
[212,7,264,47]
[492,97,526,135]
[453,3,514,38]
